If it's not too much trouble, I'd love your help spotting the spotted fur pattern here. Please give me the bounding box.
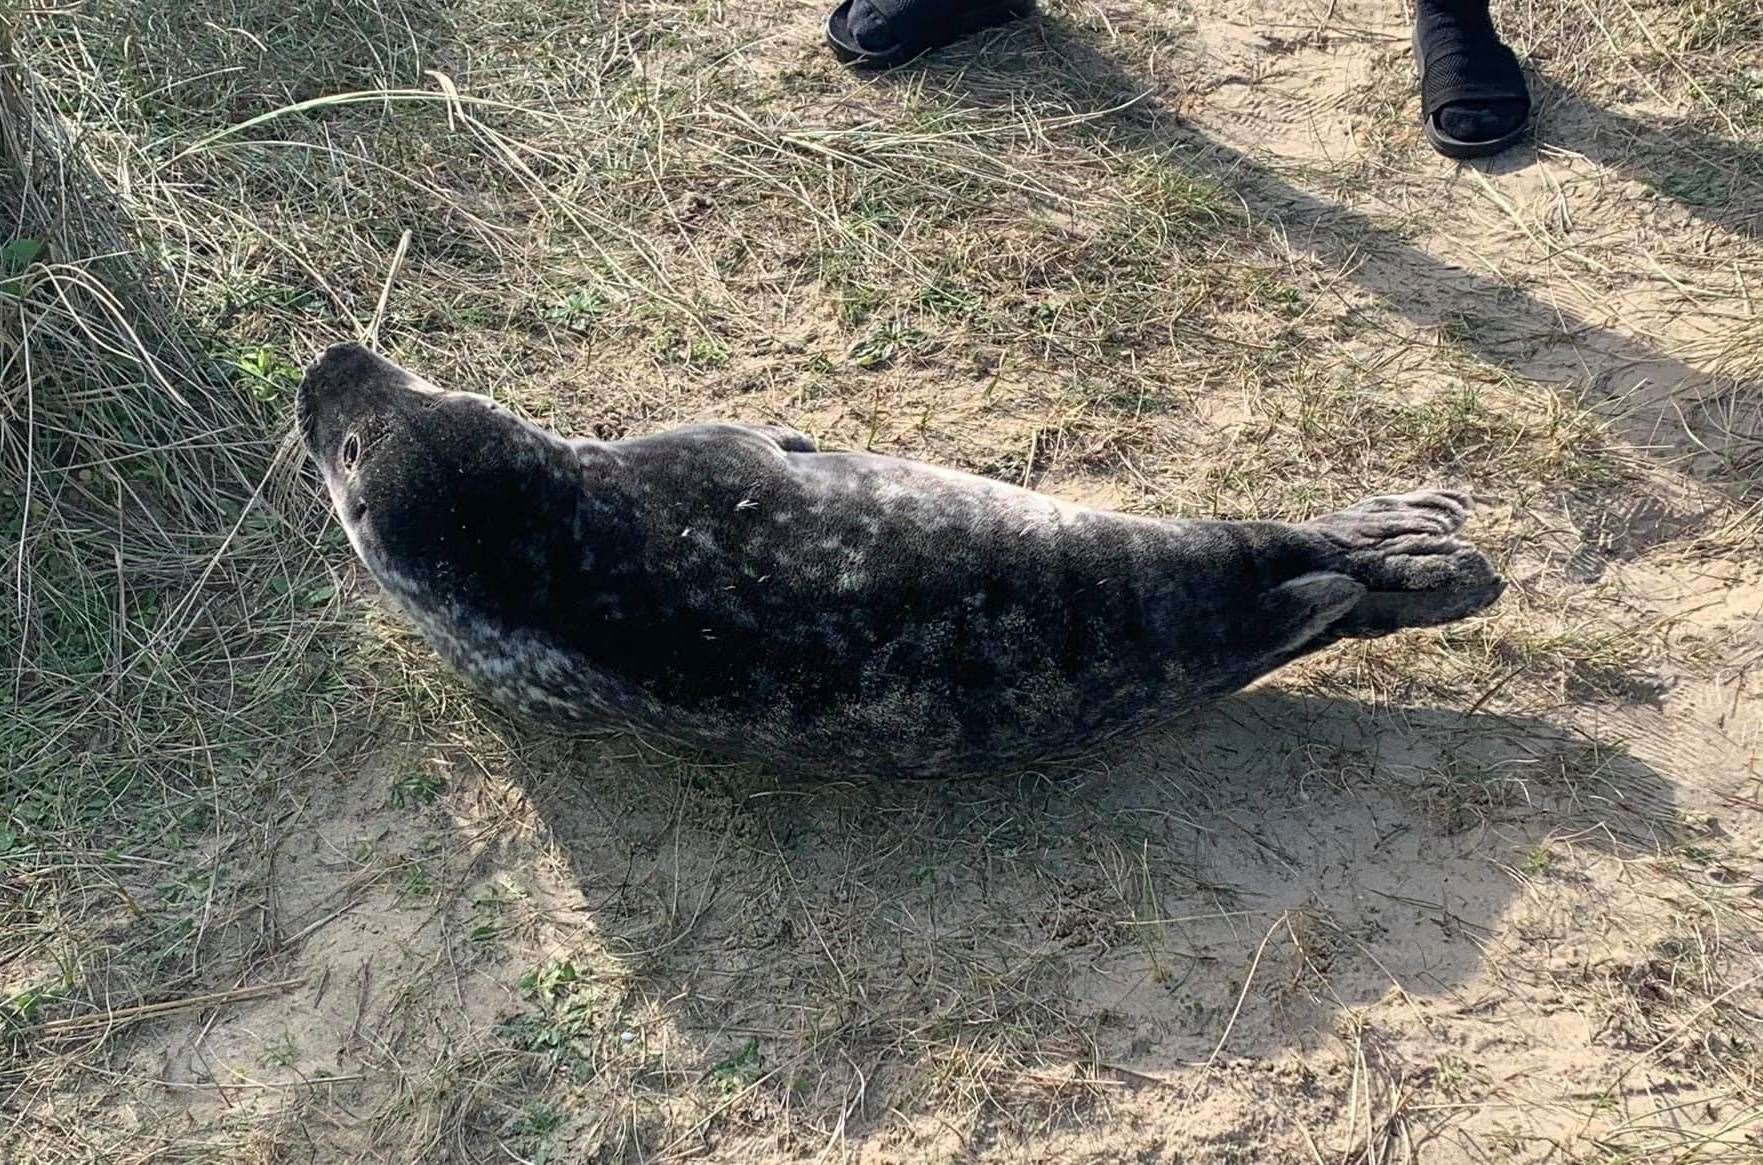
[297,344,1504,777]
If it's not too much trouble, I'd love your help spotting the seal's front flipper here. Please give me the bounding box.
[1305,489,1504,638]
[746,424,820,453]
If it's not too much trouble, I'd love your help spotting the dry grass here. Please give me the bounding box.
[4,0,1763,1161]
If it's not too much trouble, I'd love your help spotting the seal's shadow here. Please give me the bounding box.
[506,690,1678,1089]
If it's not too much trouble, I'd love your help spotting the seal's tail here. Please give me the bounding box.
[1298,489,1505,639]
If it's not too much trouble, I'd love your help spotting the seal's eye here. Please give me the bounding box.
[340,433,361,470]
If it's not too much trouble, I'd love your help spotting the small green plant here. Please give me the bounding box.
[831,283,883,327]
[847,319,925,369]
[268,575,337,610]
[259,1032,300,1069]
[687,335,729,366]
[1433,1054,1483,1097]
[157,867,217,905]
[707,1036,761,1092]
[501,958,598,1074]
[519,958,582,1004]
[652,326,730,368]
[468,881,527,944]
[0,237,43,299]
[545,287,607,332]
[0,825,29,868]
[1519,846,1555,877]
[510,1101,564,1137]
[389,769,445,809]
[230,344,303,402]
[917,282,978,317]
[1,985,51,1034]
[396,862,436,900]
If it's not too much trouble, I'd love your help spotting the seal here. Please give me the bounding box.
[297,342,1504,778]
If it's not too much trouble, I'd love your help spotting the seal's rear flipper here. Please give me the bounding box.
[1304,489,1505,638]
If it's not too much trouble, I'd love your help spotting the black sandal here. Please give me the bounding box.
[825,0,1036,70]
[1413,1,1532,159]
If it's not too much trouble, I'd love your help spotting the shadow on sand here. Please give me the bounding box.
[495,687,1679,1115]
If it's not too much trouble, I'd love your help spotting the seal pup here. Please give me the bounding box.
[297,343,1503,778]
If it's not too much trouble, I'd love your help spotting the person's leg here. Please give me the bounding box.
[1414,0,1532,158]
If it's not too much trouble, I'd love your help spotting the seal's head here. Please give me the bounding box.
[295,342,583,618]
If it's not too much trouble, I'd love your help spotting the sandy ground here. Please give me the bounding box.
[10,0,1763,1161]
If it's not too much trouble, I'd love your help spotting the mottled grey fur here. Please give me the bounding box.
[297,343,1504,777]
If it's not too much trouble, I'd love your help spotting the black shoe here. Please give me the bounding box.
[826,0,1037,70]
[1413,0,1532,159]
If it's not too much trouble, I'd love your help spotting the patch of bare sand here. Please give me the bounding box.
[115,650,1759,1161]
